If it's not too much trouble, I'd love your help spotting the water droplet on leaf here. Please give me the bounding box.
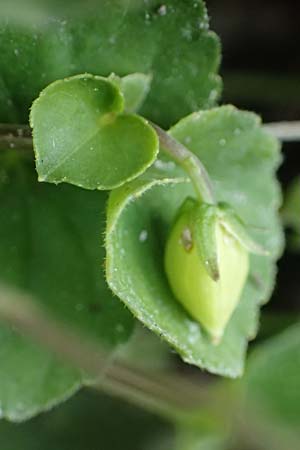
[157,5,167,16]
[139,230,148,242]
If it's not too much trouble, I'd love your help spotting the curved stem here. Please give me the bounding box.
[150,122,215,204]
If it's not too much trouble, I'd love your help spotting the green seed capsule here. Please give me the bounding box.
[164,199,250,344]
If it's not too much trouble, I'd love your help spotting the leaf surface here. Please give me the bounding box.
[0,389,172,449]
[106,106,283,377]
[31,74,158,190]
[241,323,300,449]
[0,153,133,420]
[0,0,221,127]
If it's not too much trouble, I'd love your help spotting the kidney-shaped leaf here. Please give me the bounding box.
[30,74,158,190]
[106,106,283,378]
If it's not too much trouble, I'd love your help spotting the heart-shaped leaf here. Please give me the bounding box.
[106,106,283,378]
[30,74,158,190]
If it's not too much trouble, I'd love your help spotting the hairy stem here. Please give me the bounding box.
[0,284,207,421]
[3,120,299,203]
[150,122,215,204]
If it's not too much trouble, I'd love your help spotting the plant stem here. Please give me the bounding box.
[150,122,215,204]
[263,121,300,142]
[0,124,32,151]
[1,119,299,206]
[0,284,207,421]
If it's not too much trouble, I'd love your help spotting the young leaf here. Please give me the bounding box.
[0,0,221,127]
[30,74,158,190]
[109,73,152,113]
[0,153,134,421]
[106,106,283,377]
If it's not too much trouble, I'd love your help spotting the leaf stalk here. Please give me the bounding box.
[150,122,215,204]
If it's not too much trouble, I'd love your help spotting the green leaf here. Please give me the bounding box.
[175,425,228,450]
[0,389,173,449]
[30,74,158,190]
[0,153,133,421]
[0,0,221,127]
[109,72,152,113]
[242,323,300,449]
[139,1,222,127]
[106,106,283,377]
[0,322,81,422]
[117,325,173,372]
